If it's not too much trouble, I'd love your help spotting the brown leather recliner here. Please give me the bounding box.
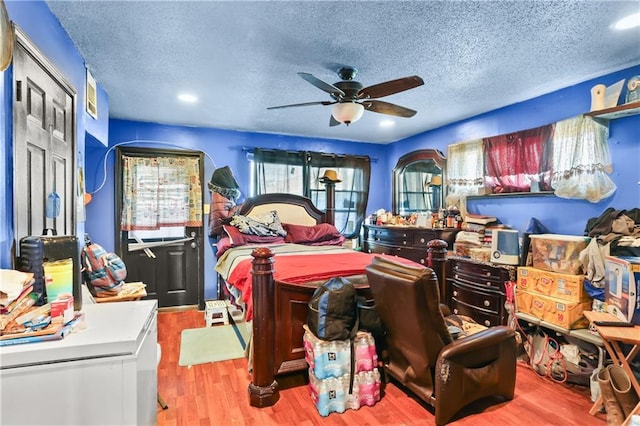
[365,256,517,425]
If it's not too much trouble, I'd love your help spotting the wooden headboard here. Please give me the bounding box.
[237,193,328,226]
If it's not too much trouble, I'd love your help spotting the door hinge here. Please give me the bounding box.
[16,80,21,102]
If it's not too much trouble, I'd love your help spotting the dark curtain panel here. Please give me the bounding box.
[253,149,370,238]
[483,124,553,193]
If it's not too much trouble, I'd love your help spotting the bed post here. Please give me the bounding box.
[322,179,336,225]
[248,247,280,407]
[427,239,449,304]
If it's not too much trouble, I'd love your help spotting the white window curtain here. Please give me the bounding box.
[550,116,616,203]
[446,139,484,206]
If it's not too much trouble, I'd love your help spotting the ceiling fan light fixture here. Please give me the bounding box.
[332,102,364,126]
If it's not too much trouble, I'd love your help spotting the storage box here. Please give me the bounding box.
[50,295,74,325]
[604,256,640,324]
[516,289,591,329]
[517,267,590,303]
[529,234,591,275]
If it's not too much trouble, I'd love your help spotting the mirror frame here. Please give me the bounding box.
[392,149,446,215]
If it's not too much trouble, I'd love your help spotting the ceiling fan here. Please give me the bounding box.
[267,67,424,126]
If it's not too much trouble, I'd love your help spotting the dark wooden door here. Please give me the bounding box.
[115,148,204,309]
[13,31,75,245]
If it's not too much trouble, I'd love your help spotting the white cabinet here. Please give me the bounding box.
[0,300,158,425]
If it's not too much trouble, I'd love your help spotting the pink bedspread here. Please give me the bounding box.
[227,251,413,320]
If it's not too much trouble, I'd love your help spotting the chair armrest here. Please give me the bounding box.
[439,326,515,361]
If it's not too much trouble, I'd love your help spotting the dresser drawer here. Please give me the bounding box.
[450,281,502,314]
[451,269,503,292]
[450,260,502,278]
[450,299,502,328]
[368,228,414,246]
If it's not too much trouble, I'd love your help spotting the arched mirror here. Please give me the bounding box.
[392,149,446,216]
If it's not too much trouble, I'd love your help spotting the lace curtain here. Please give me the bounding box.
[446,139,484,205]
[121,155,203,230]
[550,115,615,203]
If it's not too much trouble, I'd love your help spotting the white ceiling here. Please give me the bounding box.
[45,1,640,144]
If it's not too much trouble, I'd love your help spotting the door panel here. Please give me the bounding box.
[116,148,204,309]
[14,36,74,244]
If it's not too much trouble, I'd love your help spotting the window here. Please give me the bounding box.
[253,148,370,238]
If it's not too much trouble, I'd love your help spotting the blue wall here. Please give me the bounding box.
[390,65,640,235]
[3,1,639,302]
[86,120,387,298]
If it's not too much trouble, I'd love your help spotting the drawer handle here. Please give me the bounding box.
[455,274,459,279]
[403,241,407,245]
[484,320,491,327]
[420,259,425,264]
[368,249,371,253]
[486,272,491,276]
[483,300,490,307]
[453,291,458,297]
[420,238,425,243]
[403,233,407,237]
[486,282,491,286]
[455,265,460,270]
[453,309,459,314]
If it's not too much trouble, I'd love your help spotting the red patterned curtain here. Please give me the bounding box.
[483,125,553,193]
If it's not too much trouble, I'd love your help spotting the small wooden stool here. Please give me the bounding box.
[205,300,229,326]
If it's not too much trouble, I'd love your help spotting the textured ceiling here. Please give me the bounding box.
[45,1,640,144]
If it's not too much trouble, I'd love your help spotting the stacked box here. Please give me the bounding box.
[517,267,590,303]
[516,289,591,329]
[604,256,640,324]
[303,325,380,416]
[529,234,590,275]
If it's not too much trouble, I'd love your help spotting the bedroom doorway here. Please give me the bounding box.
[115,147,205,309]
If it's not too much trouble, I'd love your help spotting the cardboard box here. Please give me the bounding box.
[604,256,640,324]
[517,267,590,303]
[529,234,590,275]
[50,295,74,325]
[516,289,591,329]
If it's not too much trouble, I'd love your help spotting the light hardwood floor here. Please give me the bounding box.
[157,308,606,425]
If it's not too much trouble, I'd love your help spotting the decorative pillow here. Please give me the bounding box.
[283,223,343,244]
[215,236,234,257]
[223,224,285,247]
[229,210,287,237]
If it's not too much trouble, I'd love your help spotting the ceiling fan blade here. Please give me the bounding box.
[358,75,424,99]
[362,100,417,118]
[329,115,341,127]
[267,101,334,110]
[298,72,346,98]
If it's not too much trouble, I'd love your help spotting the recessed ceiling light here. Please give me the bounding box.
[177,93,198,103]
[613,12,640,30]
[380,120,395,128]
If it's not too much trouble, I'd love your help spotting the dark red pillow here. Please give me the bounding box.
[283,223,342,244]
[223,224,285,247]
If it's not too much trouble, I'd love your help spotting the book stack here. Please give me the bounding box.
[0,269,82,346]
[1,270,36,331]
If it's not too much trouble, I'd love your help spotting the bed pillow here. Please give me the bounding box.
[283,223,343,244]
[223,224,285,247]
[229,210,287,237]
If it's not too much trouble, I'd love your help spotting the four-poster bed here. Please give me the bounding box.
[215,186,448,407]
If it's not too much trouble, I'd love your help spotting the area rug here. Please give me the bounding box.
[178,325,246,366]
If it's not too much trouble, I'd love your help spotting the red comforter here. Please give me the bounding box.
[227,251,413,320]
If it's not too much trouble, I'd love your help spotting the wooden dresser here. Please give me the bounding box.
[362,224,459,266]
[445,255,517,327]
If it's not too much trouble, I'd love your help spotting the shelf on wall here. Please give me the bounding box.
[467,191,555,200]
[584,101,640,123]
